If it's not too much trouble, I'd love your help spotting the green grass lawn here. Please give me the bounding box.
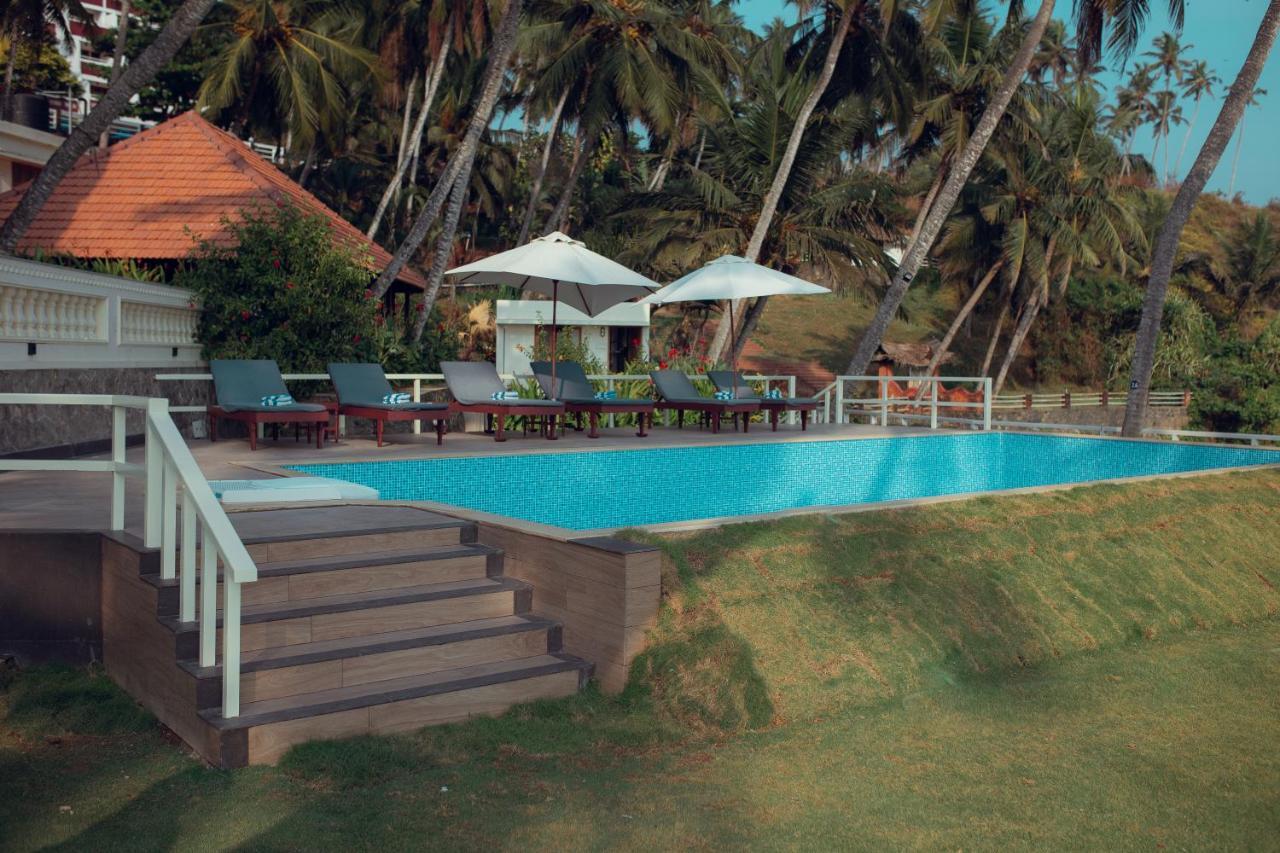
[3,471,1279,851]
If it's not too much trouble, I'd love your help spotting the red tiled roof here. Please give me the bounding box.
[0,111,425,289]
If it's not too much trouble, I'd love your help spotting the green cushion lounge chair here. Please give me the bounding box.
[649,369,759,434]
[208,359,330,451]
[530,360,653,439]
[327,362,450,447]
[441,361,565,442]
[708,370,821,432]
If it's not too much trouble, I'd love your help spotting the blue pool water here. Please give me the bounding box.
[286,433,1280,531]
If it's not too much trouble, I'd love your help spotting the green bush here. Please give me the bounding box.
[176,203,380,371]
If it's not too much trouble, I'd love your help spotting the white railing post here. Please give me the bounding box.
[983,379,992,431]
[788,376,798,425]
[412,379,422,435]
[930,381,939,430]
[143,399,167,548]
[161,459,177,579]
[200,530,217,667]
[879,378,889,427]
[110,404,126,530]
[180,490,196,622]
[835,379,844,425]
[222,579,242,718]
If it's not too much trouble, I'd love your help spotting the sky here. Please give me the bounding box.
[735,0,1280,204]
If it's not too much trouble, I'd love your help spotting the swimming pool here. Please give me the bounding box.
[286,433,1280,532]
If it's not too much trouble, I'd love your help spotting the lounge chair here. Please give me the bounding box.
[530,360,653,439]
[441,361,565,442]
[649,370,759,434]
[327,362,450,447]
[708,370,821,432]
[208,359,330,451]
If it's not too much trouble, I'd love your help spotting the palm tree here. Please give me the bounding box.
[1147,88,1183,184]
[1,0,95,120]
[1228,85,1266,195]
[197,0,381,151]
[1122,0,1280,437]
[1173,59,1219,179]
[372,0,524,298]
[0,0,222,253]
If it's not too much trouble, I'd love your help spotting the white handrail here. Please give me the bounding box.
[0,392,257,719]
[832,375,993,431]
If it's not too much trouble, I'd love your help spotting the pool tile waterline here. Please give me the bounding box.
[287,433,1280,531]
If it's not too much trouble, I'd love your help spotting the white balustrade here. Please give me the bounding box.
[120,301,199,346]
[0,393,257,719]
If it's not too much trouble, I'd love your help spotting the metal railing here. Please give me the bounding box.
[991,389,1190,411]
[155,371,805,431]
[0,393,257,718]
[833,376,994,431]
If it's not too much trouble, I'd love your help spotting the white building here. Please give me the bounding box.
[495,300,650,376]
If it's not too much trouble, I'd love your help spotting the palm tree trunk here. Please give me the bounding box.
[993,288,1043,396]
[0,0,219,254]
[907,166,946,251]
[297,140,317,188]
[709,1,857,364]
[546,120,597,234]
[1123,0,1280,437]
[1174,97,1200,180]
[923,262,1003,377]
[515,85,569,246]
[2,26,20,123]
[412,171,472,341]
[980,297,1010,376]
[98,0,132,148]
[844,0,1057,376]
[367,37,449,240]
[692,128,707,170]
[1229,110,1246,195]
[373,0,522,298]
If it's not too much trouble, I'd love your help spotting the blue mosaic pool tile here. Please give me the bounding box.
[286,433,1280,531]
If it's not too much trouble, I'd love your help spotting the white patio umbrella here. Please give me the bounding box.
[639,254,830,373]
[444,231,659,390]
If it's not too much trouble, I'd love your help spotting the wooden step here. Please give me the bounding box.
[169,577,532,656]
[181,615,562,705]
[202,654,592,765]
[228,505,475,562]
[153,544,502,611]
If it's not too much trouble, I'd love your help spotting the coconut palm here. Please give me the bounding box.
[1173,59,1219,179]
[1147,88,1183,184]
[197,0,382,151]
[1122,0,1280,436]
[1228,85,1266,195]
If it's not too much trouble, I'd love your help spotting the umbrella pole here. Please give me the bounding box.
[728,299,737,375]
[551,281,558,394]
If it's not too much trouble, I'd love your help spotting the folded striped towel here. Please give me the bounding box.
[382,392,411,405]
[594,390,617,400]
[713,390,734,401]
[491,390,519,401]
[260,394,294,407]
[763,388,783,400]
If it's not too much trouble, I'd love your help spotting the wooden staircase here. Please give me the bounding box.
[121,506,590,766]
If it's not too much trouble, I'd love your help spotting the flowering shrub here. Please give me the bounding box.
[176,203,380,372]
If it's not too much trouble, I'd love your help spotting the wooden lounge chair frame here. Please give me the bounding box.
[529,360,653,439]
[649,370,759,434]
[708,370,820,432]
[327,363,450,447]
[441,361,565,443]
[208,360,331,451]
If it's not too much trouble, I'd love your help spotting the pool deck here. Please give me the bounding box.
[0,422,930,533]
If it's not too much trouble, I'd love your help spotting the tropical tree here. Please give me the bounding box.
[0,0,221,254]
[1122,0,1280,436]
[1147,88,1183,184]
[1,0,95,120]
[1228,85,1266,195]
[196,0,381,151]
[1173,59,1219,179]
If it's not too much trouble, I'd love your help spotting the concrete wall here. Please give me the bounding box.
[0,367,210,456]
[992,405,1189,431]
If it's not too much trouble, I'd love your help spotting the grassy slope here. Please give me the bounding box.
[2,470,1279,850]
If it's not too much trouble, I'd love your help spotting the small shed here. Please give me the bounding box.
[495,299,650,375]
[871,341,953,377]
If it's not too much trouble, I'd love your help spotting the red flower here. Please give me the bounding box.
[285,281,295,290]
[352,334,362,343]
[416,303,426,313]
[668,348,678,358]
[272,259,281,269]
[631,336,641,347]
[658,360,668,369]
[240,310,251,320]
[364,289,374,300]
[374,314,385,326]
